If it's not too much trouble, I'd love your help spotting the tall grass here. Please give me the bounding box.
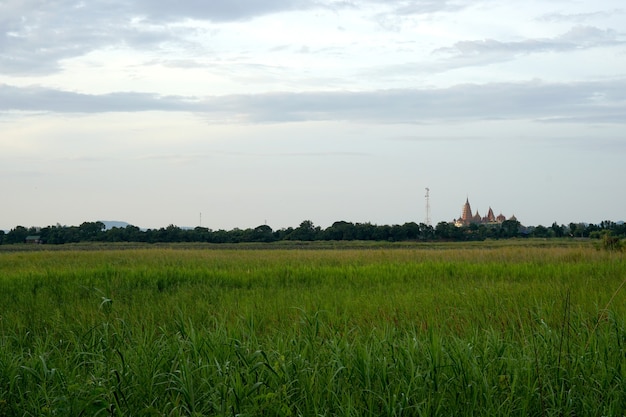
[0,244,624,415]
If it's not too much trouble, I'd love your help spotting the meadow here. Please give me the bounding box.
[0,241,624,416]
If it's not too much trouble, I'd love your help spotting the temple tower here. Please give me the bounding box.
[461,198,472,223]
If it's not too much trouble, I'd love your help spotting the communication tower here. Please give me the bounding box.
[425,187,431,226]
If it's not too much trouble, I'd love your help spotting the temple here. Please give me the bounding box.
[453,197,514,227]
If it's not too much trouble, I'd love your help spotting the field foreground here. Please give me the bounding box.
[0,243,625,416]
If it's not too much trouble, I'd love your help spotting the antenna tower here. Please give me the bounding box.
[425,187,431,226]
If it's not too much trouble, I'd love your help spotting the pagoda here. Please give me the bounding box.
[454,197,509,227]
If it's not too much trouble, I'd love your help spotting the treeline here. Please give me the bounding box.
[1,219,625,245]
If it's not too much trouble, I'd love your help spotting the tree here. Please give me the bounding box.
[104,225,145,242]
[210,229,230,243]
[252,225,275,242]
[418,223,435,241]
[435,222,453,240]
[354,222,377,240]
[325,221,355,240]
[40,225,63,244]
[569,222,589,238]
[532,225,549,238]
[551,222,564,238]
[5,226,30,244]
[389,224,408,241]
[500,219,521,238]
[371,224,391,241]
[157,225,183,242]
[402,222,420,240]
[79,221,105,241]
[287,220,319,241]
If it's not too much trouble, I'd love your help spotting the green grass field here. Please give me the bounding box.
[0,242,624,416]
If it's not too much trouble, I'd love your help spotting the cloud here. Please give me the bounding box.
[215,81,626,124]
[370,0,468,31]
[0,84,200,113]
[0,0,478,75]
[536,9,624,23]
[558,25,624,46]
[0,0,196,75]
[278,151,369,157]
[365,0,467,18]
[130,0,315,23]
[318,0,469,16]
[0,0,318,76]
[361,25,626,81]
[435,25,625,60]
[3,79,625,124]
[4,0,622,81]
[390,135,487,142]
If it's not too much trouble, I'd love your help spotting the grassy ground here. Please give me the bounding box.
[0,242,624,416]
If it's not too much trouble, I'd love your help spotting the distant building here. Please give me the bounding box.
[453,197,513,227]
[25,235,42,244]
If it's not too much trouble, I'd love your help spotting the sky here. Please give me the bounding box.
[1,0,625,231]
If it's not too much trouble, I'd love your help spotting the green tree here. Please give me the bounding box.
[40,225,63,244]
[157,225,183,242]
[5,226,30,244]
[532,225,549,238]
[551,222,564,237]
[568,222,577,237]
[435,221,454,240]
[389,224,408,241]
[252,225,275,242]
[402,222,420,240]
[79,221,105,241]
[288,220,319,241]
[372,224,391,241]
[418,223,435,240]
[500,219,521,238]
[325,221,354,240]
[354,222,377,240]
[569,222,589,238]
[210,229,231,243]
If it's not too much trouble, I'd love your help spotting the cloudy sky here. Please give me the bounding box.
[1,0,625,231]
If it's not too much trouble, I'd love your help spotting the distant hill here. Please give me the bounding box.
[99,220,134,230]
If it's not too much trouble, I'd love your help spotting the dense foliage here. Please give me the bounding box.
[0,245,625,415]
[1,218,625,245]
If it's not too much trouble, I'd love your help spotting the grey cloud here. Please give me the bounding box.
[0,84,199,113]
[558,25,622,46]
[0,1,193,75]
[391,135,486,142]
[279,151,369,157]
[130,0,314,22]
[365,25,625,80]
[214,80,626,124]
[150,58,210,69]
[369,0,470,31]
[3,79,624,124]
[269,45,291,52]
[346,0,468,15]
[391,0,466,16]
[536,10,624,23]
[9,0,617,77]
[386,25,626,75]
[536,114,626,124]
[436,26,625,57]
[0,0,316,76]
